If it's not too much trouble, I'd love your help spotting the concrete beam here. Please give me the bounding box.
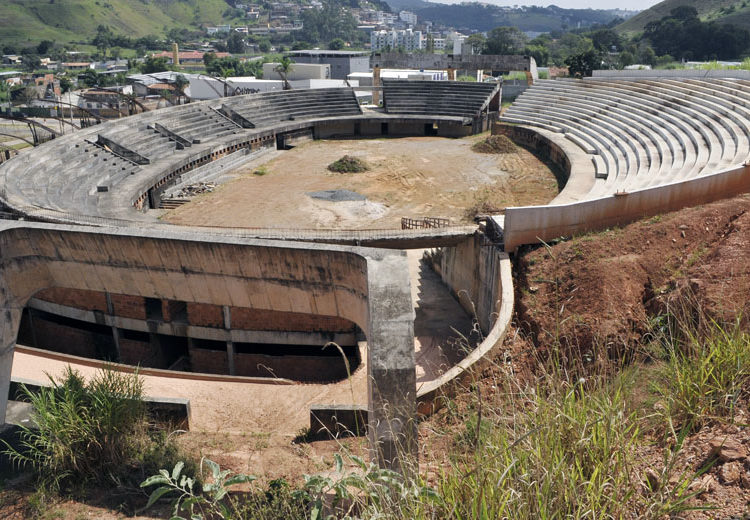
[371,53,536,73]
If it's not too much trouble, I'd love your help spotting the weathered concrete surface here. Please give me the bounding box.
[366,252,417,473]
[0,222,416,470]
[371,53,536,73]
[504,163,750,251]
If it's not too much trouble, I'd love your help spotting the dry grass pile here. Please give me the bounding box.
[471,135,517,154]
[327,155,369,173]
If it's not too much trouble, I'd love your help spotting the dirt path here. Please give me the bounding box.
[163,136,559,229]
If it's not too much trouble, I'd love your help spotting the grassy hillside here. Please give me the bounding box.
[616,0,750,35]
[0,0,234,45]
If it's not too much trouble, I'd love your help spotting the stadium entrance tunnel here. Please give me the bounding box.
[17,293,363,383]
[0,222,417,472]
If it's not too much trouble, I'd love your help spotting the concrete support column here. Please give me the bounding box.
[26,309,38,349]
[0,308,23,424]
[372,66,381,106]
[223,306,235,376]
[447,67,456,81]
[366,253,417,474]
[105,293,121,359]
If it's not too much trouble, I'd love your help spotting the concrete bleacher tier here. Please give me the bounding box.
[501,78,750,202]
[382,80,499,119]
[221,88,362,128]
[2,85,489,223]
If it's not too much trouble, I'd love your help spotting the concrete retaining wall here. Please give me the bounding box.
[501,80,530,101]
[504,164,750,251]
[417,239,512,414]
[435,235,502,334]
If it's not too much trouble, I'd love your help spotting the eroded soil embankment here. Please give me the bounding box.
[514,194,750,356]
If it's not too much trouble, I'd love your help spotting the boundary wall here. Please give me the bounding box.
[591,69,750,80]
[504,163,750,251]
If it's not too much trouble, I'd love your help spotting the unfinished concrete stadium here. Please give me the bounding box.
[1,69,750,470]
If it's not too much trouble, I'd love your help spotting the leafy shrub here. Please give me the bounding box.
[327,155,369,173]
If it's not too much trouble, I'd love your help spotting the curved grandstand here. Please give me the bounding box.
[499,77,750,249]
[2,74,750,470]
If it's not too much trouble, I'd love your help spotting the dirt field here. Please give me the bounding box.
[162,135,560,229]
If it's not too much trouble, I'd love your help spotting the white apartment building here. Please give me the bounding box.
[399,10,417,26]
[371,29,424,51]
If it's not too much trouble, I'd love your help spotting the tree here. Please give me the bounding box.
[172,74,189,104]
[141,56,169,74]
[59,77,73,94]
[93,25,113,58]
[618,50,635,68]
[425,34,434,54]
[465,33,486,55]
[22,54,41,73]
[226,32,246,54]
[258,40,271,53]
[328,38,345,50]
[565,50,601,78]
[484,26,528,55]
[80,69,101,88]
[274,57,294,89]
[589,28,621,52]
[524,44,549,67]
[36,40,54,55]
[203,51,217,69]
[300,1,358,44]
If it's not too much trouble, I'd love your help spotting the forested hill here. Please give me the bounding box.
[392,3,632,33]
[616,0,750,35]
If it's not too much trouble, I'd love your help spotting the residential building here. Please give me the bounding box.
[370,29,423,51]
[399,11,417,26]
[61,62,94,72]
[206,25,232,35]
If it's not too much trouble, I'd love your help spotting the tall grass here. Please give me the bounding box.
[654,319,750,433]
[3,366,180,493]
[417,371,690,519]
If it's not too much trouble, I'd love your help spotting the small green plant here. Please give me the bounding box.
[253,165,269,176]
[141,458,256,519]
[292,453,440,519]
[327,155,369,173]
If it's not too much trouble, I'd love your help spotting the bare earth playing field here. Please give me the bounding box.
[162,135,560,229]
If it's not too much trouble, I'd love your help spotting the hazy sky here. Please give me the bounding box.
[429,0,664,11]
